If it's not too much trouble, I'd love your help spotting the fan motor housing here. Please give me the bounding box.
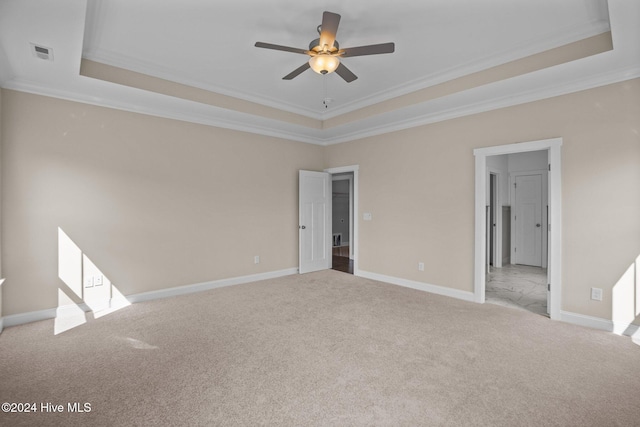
[309,38,339,53]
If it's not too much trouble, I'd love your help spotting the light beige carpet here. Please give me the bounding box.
[1,270,639,426]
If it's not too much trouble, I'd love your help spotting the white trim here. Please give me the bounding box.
[487,168,502,269]
[81,49,322,121]
[4,65,640,148]
[321,21,611,120]
[321,65,640,146]
[56,302,90,318]
[3,307,58,328]
[2,268,297,328]
[325,165,359,274]
[560,310,613,332]
[358,270,476,303]
[0,317,3,334]
[128,268,297,304]
[83,0,610,123]
[1,79,327,146]
[331,173,354,260]
[474,138,562,320]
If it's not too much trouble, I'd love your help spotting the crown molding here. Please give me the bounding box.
[2,78,327,145]
[321,63,640,145]
[320,21,611,120]
[81,18,609,124]
[82,48,324,121]
[3,62,639,147]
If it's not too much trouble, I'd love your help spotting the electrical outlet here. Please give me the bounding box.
[95,275,104,286]
[418,262,424,271]
[591,287,603,301]
[254,255,260,264]
[84,276,94,288]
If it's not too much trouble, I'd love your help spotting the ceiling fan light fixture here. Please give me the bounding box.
[308,54,340,75]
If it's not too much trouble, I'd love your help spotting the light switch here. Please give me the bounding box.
[95,275,104,286]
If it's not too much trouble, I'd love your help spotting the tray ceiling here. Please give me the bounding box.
[0,0,638,144]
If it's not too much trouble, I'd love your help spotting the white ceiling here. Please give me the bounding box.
[0,0,638,144]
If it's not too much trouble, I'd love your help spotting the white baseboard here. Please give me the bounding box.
[127,267,297,304]
[1,268,298,329]
[357,270,476,303]
[344,273,639,338]
[55,302,90,318]
[560,310,613,331]
[4,268,639,340]
[561,310,640,338]
[3,307,58,328]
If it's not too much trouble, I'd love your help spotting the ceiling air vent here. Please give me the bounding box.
[30,43,53,61]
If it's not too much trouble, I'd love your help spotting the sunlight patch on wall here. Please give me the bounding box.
[56,227,130,334]
[58,228,83,298]
[611,254,640,336]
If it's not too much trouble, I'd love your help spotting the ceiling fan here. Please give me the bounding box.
[255,11,394,83]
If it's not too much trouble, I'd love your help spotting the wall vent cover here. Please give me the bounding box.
[30,43,53,61]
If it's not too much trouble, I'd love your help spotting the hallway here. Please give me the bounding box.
[486,264,547,316]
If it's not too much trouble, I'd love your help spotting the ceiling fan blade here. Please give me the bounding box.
[255,42,309,55]
[319,11,341,49]
[283,62,310,80]
[340,42,395,57]
[335,63,357,83]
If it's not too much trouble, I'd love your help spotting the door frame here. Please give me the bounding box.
[487,169,502,269]
[325,165,359,275]
[474,138,562,320]
[331,174,354,260]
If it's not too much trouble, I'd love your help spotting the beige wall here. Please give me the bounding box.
[2,79,639,325]
[325,78,640,322]
[1,90,324,316]
[0,88,3,322]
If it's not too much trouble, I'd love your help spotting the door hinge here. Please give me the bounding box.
[548,283,550,291]
[514,247,517,252]
[548,164,551,171]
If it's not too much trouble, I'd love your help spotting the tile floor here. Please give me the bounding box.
[486,264,548,317]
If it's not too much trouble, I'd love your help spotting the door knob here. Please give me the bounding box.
[300,225,306,229]
[536,223,541,227]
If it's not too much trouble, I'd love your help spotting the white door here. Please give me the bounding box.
[299,170,331,274]
[514,174,543,266]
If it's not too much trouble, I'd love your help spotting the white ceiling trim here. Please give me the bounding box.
[320,19,611,120]
[5,61,638,147]
[82,48,324,121]
[2,77,327,145]
[1,1,637,146]
[322,63,640,145]
[81,17,610,123]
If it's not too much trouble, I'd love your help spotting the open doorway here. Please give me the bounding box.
[484,150,549,316]
[298,165,359,276]
[331,173,354,274]
[474,138,562,320]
